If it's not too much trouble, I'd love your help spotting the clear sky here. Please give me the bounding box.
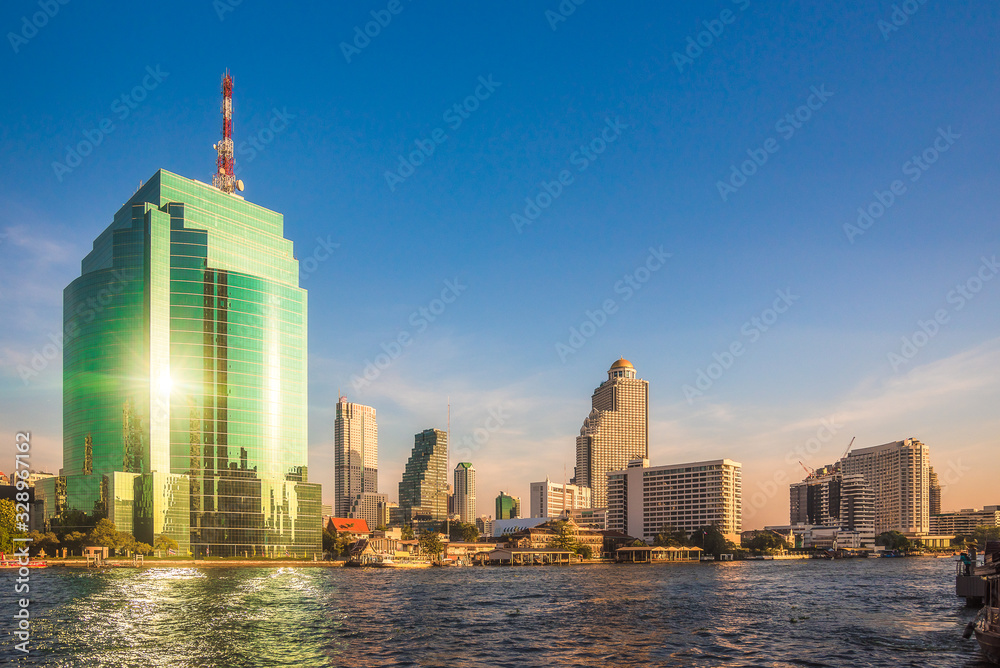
[1,1,998,527]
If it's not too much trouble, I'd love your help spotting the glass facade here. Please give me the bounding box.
[62,169,320,557]
[398,429,448,531]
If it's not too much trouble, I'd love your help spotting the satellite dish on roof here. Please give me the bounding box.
[236,180,244,192]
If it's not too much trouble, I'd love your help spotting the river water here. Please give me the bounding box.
[0,557,991,667]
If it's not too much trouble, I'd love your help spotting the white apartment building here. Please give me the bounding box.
[841,438,930,534]
[334,398,378,518]
[529,478,592,518]
[453,462,476,524]
[607,457,742,543]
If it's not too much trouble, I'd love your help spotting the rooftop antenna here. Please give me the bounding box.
[212,70,243,194]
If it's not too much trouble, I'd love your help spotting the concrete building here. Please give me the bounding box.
[52,168,321,557]
[529,478,592,518]
[929,467,942,516]
[334,398,378,518]
[789,465,876,548]
[569,507,608,531]
[476,515,494,537]
[453,463,476,524]
[931,506,1000,535]
[496,491,520,520]
[607,457,742,543]
[841,438,930,534]
[398,429,448,530]
[349,492,389,530]
[572,358,648,509]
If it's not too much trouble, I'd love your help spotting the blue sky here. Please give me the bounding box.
[1,1,998,526]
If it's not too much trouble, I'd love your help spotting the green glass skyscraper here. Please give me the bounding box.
[60,168,320,557]
[398,429,448,531]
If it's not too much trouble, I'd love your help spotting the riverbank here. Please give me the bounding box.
[43,558,346,569]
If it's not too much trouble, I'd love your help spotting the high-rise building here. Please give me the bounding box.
[349,492,389,529]
[334,398,378,517]
[529,479,592,518]
[57,168,321,557]
[453,462,476,524]
[571,358,648,509]
[929,467,942,516]
[398,429,448,530]
[607,457,742,543]
[841,438,930,534]
[496,491,520,520]
[789,464,878,548]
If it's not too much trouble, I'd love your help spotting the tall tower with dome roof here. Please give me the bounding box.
[571,358,648,509]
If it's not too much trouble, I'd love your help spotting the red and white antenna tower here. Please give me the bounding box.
[212,70,242,194]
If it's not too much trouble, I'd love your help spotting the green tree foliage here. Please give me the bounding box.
[0,498,19,554]
[25,531,59,557]
[134,542,153,555]
[449,522,479,543]
[748,532,788,554]
[88,518,121,552]
[548,521,578,551]
[691,525,733,557]
[401,524,415,540]
[154,534,180,552]
[322,529,337,555]
[575,544,593,559]
[61,531,87,556]
[653,525,691,548]
[418,531,444,557]
[875,531,911,551]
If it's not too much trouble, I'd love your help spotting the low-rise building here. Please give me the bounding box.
[931,506,1000,535]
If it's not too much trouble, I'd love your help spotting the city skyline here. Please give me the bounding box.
[2,3,999,527]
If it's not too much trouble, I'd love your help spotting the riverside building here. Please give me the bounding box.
[334,398,378,518]
[841,438,931,534]
[931,506,1000,535]
[54,168,321,557]
[398,429,448,530]
[571,358,648,509]
[607,457,742,543]
[529,479,592,518]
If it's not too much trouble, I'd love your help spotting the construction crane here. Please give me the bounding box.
[798,461,815,477]
[841,436,856,460]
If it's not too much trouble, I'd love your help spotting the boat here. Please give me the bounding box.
[0,560,47,568]
[966,560,1000,663]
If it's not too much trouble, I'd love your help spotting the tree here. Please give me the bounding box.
[548,521,578,551]
[575,544,593,559]
[25,531,59,557]
[117,533,138,556]
[418,531,444,558]
[376,525,388,532]
[154,534,180,553]
[653,525,690,548]
[449,522,479,543]
[322,529,337,556]
[692,525,732,558]
[0,499,19,554]
[972,526,1000,545]
[875,531,911,552]
[61,531,87,556]
[748,532,788,554]
[88,518,121,553]
[401,524,415,540]
[134,542,153,555]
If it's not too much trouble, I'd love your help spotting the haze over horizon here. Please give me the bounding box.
[1,2,998,527]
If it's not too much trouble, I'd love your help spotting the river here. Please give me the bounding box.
[0,557,990,666]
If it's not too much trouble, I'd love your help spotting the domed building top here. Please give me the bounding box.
[608,357,637,380]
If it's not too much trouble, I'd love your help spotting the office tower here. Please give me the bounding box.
[607,458,742,543]
[58,168,320,556]
[349,492,389,529]
[841,438,931,534]
[496,491,520,520]
[398,429,448,530]
[929,467,942,516]
[571,358,648,509]
[334,398,378,517]
[453,462,476,524]
[788,465,841,526]
[529,478,592,518]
